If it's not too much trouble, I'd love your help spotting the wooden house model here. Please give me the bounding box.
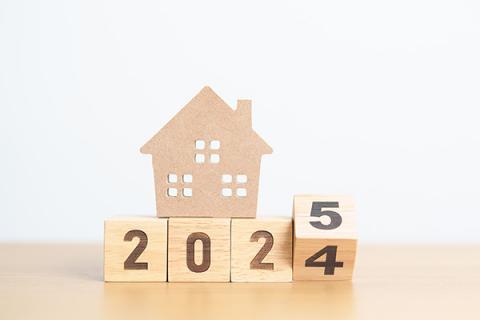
[141,87,272,218]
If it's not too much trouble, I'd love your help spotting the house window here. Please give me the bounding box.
[236,175,247,184]
[210,154,220,163]
[183,188,192,197]
[236,188,247,197]
[195,140,206,150]
[167,173,193,197]
[221,173,248,198]
[194,140,221,164]
[167,188,178,197]
[195,154,205,163]
[221,188,232,197]
[221,174,232,183]
[210,140,220,150]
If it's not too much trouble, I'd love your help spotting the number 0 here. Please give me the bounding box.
[186,232,211,273]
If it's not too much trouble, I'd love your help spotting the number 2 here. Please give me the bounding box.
[305,245,343,275]
[250,230,274,270]
[123,230,148,270]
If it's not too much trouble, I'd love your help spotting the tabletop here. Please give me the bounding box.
[0,244,479,319]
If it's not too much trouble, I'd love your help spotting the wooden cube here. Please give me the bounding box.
[293,195,357,280]
[104,216,168,282]
[231,217,292,282]
[168,218,230,282]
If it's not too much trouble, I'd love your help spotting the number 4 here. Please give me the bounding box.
[305,245,344,275]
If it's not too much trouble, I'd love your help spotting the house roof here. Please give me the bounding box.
[140,86,273,155]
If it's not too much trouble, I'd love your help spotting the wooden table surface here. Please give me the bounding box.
[0,244,479,319]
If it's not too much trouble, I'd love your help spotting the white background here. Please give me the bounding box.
[1,0,480,243]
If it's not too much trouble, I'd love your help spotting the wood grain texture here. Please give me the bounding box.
[104,216,168,282]
[2,244,480,320]
[231,218,292,282]
[293,195,357,280]
[168,218,231,282]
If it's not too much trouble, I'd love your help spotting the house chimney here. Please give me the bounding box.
[236,100,252,127]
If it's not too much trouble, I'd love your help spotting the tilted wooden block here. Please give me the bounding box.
[293,195,357,280]
[168,218,231,282]
[231,217,293,282]
[104,216,168,282]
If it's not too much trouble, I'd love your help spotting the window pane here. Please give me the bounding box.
[210,140,220,150]
[236,175,247,183]
[210,154,220,163]
[222,174,232,183]
[236,188,247,197]
[167,188,178,197]
[195,140,205,150]
[222,188,232,197]
[195,154,205,163]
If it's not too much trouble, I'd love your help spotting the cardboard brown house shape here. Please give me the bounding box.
[141,87,272,218]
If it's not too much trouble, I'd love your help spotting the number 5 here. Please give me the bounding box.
[310,201,342,230]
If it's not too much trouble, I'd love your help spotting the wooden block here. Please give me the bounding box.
[231,217,292,282]
[293,195,357,280]
[104,216,168,282]
[168,218,230,282]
